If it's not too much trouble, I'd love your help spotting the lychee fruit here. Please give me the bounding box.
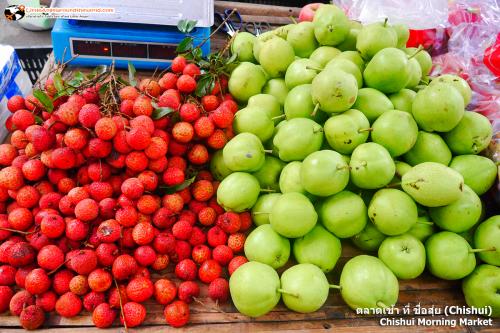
[228,255,248,275]
[208,278,229,303]
[88,268,112,292]
[10,290,35,315]
[207,226,228,248]
[153,278,177,305]
[68,249,98,275]
[25,268,51,295]
[175,259,197,281]
[35,291,57,312]
[19,305,45,330]
[69,275,89,296]
[192,245,211,264]
[112,254,138,280]
[134,245,157,267]
[92,303,116,328]
[198,259,222,284]
[164,300,190,327]
[121,302,146,328]
[177,281,200,304]
[83,291,106,312]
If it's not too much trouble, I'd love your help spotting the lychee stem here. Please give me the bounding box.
[417,221,434,226]
[260,189,276,193]
[0,227,33,235]
[469,247,496,253]
[289,16,298,24]
[306,66,324,72]
[329,284,341,290]
[377,301,389,308]
[114,277,128,333]
[263,150,273,154]
[383,18,389,27]
[311,103,320,117]
[385,182,401,188]
[408,45,424,60]
[272,114,286,121]
[358,128,373,133]
[47,257,70,275]
[336,165,351,171]
[277,288,299,297]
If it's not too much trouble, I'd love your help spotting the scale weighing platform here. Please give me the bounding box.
[51,0,213,69]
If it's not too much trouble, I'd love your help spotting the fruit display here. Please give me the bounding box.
[226,3,499,319]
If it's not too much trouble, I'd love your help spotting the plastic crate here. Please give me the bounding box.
[14,48,52,85]
[236,0,328,6]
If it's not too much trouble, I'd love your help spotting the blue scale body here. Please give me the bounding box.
[52,19,210,69]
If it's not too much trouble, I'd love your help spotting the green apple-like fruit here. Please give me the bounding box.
[252,156,285,191]
[429,185,482,233]
[404,47,432,76]
[273,118,323,161]
[233,107,274,142]
[363,48,410,93]
[313,4,349,46]
[248,94,283,124]
[351,221,386,252]
[337,20,362,51]
[251,193,281,226]
[284,84,316,120]
[293,225,341,272]
[223,133,265,172]
[403,131,452,166]
[210,150,232,181]
[263,78,289,105]
[301,150,350,197]
[425,231,476,280]
[229,261,281,317]
[253,31,277,62]
[393,24,409,48]
[231,32,256,62]
[349,143,395,189]
[217,172,260,212]
[336,51,365,72]
[412,82,465,132]
[443,111,493,155]
[473,216,500,266]
[270,192,317,238]
[259,37,295,78]
[244,224,290,269]
[320,190,367,238]
[462,264,500,318]
[378,234,426,279]
[324,109,370,154]
[352,88,394,123]
[279,161,309,196]
[388,89,416,113]
[228,62,267,102]
[309,46,341,67]
[280,264,332,313]
[405,58,422,89]
[324,58,363,88]
[285,59,319,89]
[339,255,399,310]
[368,189,418,236]
[393,161,412,183]
[311,68,358,113]
[371,110,418,157]
[356,21,398,59]
[430,74,471,105]
[402,162,464,207]
[287,22,319,58]
[407,216,436,242]
[450,155,498,196]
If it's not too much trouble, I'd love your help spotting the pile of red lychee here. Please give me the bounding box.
[0,56,249,330]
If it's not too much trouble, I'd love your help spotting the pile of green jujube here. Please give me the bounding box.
[212,4,500,318]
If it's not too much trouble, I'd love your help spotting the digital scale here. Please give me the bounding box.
[51,0,213,69]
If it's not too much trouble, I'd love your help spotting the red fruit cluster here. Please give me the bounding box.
[0,56,248,330]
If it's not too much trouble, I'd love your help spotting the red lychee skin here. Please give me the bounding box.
[113,130,132,154]
[130,114,154,133]
[220,99,238,114]
[39,192,62,211]
[74,198,99,222]
[121,302,146,328]
[188,144,209,165]
[158,89,181,109]
[197,207,217,226]
[196,170,214,181]
[92,303,116,328]
[112,254,138,281]
[69,275,89,295]
[210,106,234,129]
[228,232,246,253]
[125,151,148,172]
[55,292,82,318]
[65,218,89,241]
[162,193,184,213]
[7,95,25,113]
[68,249,98,275]
[138,170,159,192]
[107,152,126,169]
[207,226,228,248]
[139,79,161,97]
[217,212,241,234]
[194,116,215,138]
[192,245,211,265]
[212,245,234,266]
[120,228,136,248]
[8,242,35,267]
[52,269,74,295]
[20,160,44,182]
[97,219,122,243]
[57,102,80,126]
[183,63,201,77]
[132,266,151,280]
[115,206,138,228]
[0,240,15,263]
[126,277,154,303]
[174,259,197,281]
[132,222,155,245]
[177,281,200,304]
[171,56,187,73]
[198,259,222,284]
[207,129,228,149]
[96,243,119,267]
[88,137,112,158]
[159,72,178,91]
[83,291,106,312]
[58,178,76,194]
[66,94,85,110]
[0,286,14,313]
[63,128,88,150]
[27,231,51,251]
[228,256,248,276]
[119,86,140,101]
[162,167,185,187]
[30,126,55,152]
[126,128,151,151]
[164,300,190,328]
[172,122,194,143]
[10,130,28,149]
[37,245,64,271]
[10,290,35,315]
[151,254,169,271]
[108,285,128,309]
[148,156,168,173]
[51,147,76,169]
[12,109,35,130]
[238,211,252,232]
[89,181,113,201]
[179,103,201,123]
[112,115,129,131]
[208,278,229,303]
[172,220,193,240]
[67,187,89,205]
[87,162,111,182]
[153,279,176,305]
[0,166,24,190]
[35,291,57,312]
[81,87,99,104]
[153,232,176,254]
[0,144,17,166]
[95,117,117,140]
[0,265,16,285]
[172,240,191,264]
[191,180,214,202]
[8,207,33,231]
[144,136,168,160]
[178,210,196,225]
[177,74,196,93]
[120,177,145,201]
[88,268,112,292]
[134,245,157,267]
[133,96,153,117]
[40,214,65,239]
[120,99,134,116]
[19,304,45,330]
[188,226,206,246]
[78,103,101,127]
[168,139,188,156]
[201,95,219,112]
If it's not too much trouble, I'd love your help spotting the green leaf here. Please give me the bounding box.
[185,20,197,33]
[226,51,238,65]
[117,77,130,86]
[34,116,43,125]
[152,107,176,119]
[33,89,53,112]
[53,72,64,92]
[177,19,197,33]
[128,62,137,87]
[99,83,109,95]
[91,65,108,77]
[176,37,194,53]
[195,75,214,97]
[192,47,202,60]
[159,175,196,194]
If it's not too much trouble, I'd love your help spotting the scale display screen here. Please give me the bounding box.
[71,39,177,61]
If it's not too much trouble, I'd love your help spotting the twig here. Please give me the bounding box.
[114,277,128,333]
